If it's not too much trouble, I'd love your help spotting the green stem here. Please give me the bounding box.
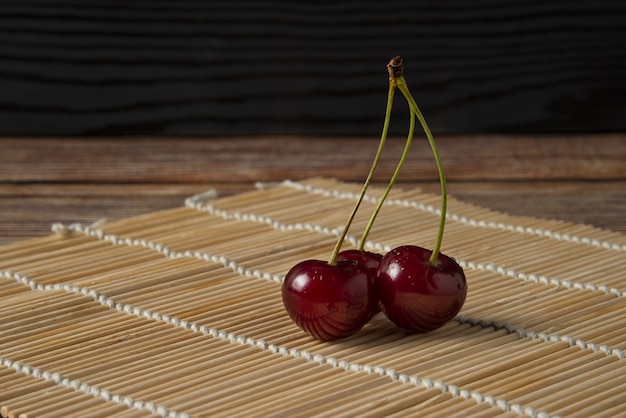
[358,102,415,251]
[328,82,396,265]
[396,77,447,266]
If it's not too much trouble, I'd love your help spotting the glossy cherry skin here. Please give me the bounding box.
[282,259,376,341]
[337,249,383,279]
[377,245,467,333]
[337,249,383,315]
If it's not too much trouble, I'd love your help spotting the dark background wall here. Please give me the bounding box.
[1,0,625,136]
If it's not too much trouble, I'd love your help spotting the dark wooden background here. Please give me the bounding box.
[1,0,626,135]
[1,1,625,247]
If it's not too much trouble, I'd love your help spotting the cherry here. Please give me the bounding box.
[282,259,376,340]
[377,245,467,332]
[281,62,398,340]
[359,57,467,333]
[337,249,382,279]
[337,249,383,315]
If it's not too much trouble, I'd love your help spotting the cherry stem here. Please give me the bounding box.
[395,77,447,266]
[328,80,396,265]
[358,101,415,251]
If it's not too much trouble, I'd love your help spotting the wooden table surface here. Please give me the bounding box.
[1,134,624,247]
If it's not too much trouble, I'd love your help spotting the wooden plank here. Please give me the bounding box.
[2,135,625,183]
[1,180,624,246]
[0,184,247,246]
[429,181,626,234]
[0,1,625,135]
[2,135,624,246]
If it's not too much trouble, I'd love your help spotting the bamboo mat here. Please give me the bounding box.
[1,177,625,418]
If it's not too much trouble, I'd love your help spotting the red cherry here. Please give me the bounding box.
[337,249,382,280]
[337,249,383,315]
[377,245,467,333]
[282,259,376,341]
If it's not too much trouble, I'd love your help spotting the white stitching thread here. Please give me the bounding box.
[0,353,188,418]
[47,222,626,362]
[280,180,625,252]
[181,195,625,299]
[2,269,557,418]
[52,221,285,284]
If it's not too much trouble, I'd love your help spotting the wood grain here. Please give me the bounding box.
[1,1,625,135]
[1,135,624,246]
[3,134,625,183]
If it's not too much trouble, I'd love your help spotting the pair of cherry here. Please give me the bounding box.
[281,57,467,341]
[283,246,466,341]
